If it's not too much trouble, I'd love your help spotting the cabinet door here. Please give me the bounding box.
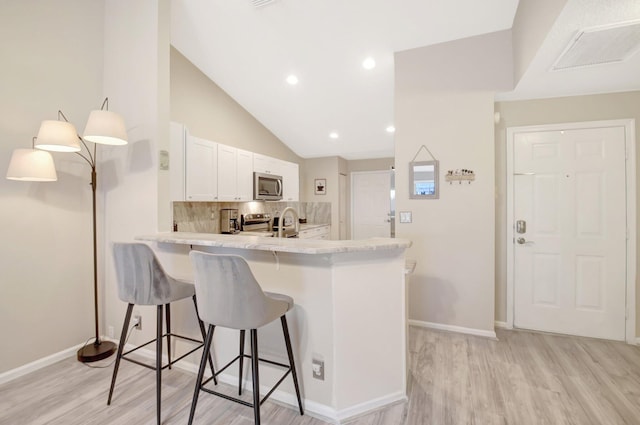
[281,161,299,201]
[217,144,238,201]
[236,148,254,201]
[185,136,218,201]
[253,153,279,175]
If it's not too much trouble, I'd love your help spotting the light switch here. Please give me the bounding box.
[399,211,412,223]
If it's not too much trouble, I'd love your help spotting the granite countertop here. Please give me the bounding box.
[137,232,411,255]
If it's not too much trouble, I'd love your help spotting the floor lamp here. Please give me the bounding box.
[6,98,128,363]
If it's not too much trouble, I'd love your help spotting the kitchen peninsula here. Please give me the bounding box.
[137,232,411,423]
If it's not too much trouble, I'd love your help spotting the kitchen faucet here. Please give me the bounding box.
[277,207,299,238]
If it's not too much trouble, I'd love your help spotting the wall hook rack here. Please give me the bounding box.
[445,169,475,184]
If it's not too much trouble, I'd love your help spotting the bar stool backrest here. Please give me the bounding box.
[189,252,283,330]
[112,242,172,305]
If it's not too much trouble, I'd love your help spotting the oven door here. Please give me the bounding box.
[254,172,283,200]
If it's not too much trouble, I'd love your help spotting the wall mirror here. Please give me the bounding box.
[410,160,439,199]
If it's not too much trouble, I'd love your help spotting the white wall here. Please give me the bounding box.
[0,0,105,373]
[101,0,174,351]
[302,157,341,239]
[394,33,507,334]
[395,91,496,333]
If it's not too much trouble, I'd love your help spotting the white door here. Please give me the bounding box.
[513,126,627,340]
[352,171,391,239]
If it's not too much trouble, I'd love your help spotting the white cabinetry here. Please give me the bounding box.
[171,122,299,202]
[253,153,281,175]
[185,136,218,201]
[281,161,299,202]
[217,144,253,201]
[236,148,254,201]
[298,225,330,240]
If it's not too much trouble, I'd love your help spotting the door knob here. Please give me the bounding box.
[517,237,526,244]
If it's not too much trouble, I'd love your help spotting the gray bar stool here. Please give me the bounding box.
[188,252,304,425]
[108,242,215,425]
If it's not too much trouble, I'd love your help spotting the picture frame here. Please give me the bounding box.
[314,178,327,195]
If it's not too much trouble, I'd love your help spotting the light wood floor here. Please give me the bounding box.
[2,326,640,424]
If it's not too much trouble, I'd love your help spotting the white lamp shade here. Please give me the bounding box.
[6,148,58,181]
[35,120,81,152]
[83,110,128,145]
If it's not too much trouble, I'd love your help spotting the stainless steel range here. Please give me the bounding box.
[239,213,274,237]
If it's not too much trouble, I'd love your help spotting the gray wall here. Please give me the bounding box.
[494,91,640,332]
[0,0,105,373]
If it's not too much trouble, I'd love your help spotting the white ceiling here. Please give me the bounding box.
[171,0,640,160]
[497,0,640,101]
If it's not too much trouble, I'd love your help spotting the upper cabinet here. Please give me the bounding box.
[185,135,218,201]
[253,153,281,175]
[170,122,298,202]
[217,144,253,201]
[281,161,299,202]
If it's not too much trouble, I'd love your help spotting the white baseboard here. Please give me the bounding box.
[335,392,407,423]
[0,341,86,385]
[409,320,498,340]
[494,321,511,329]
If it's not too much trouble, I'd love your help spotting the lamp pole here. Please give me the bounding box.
[76,140,117,362]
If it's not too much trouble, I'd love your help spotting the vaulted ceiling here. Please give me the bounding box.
[171,0,640,160]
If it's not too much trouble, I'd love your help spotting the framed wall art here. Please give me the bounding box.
[315,178,326,195]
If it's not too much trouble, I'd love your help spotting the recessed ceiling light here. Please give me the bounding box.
[329,132,339,139]
[286,74,299,85]
[362,57,376,70]
[386,125,396,133]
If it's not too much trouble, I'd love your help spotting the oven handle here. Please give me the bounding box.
[276,179,282,196]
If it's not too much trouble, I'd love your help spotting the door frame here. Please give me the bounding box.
[506,119,636,343]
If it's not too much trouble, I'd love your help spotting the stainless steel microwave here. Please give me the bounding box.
[254,172,283,201]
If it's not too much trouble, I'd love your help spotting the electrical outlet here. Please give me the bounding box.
[107,326,114,339]
[312,358,324,380]
[133,315,142,330]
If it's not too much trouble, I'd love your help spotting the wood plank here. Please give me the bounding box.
[2,327,640,424]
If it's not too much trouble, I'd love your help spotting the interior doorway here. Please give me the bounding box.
[506,119,636,342]
[351,170,392,239]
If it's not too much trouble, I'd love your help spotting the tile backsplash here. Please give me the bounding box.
[173,201,331,233]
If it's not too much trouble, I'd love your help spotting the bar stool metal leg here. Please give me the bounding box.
[250,329,261,425]
[281,315,304,415]
[188,324,215,425]
[166,303,171,369]
[156,305,163,425]
[108,303,133,405]
[192,295,217,385]
[239,329,245,395]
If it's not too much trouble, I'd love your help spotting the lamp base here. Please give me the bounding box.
[77,340,117,363]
